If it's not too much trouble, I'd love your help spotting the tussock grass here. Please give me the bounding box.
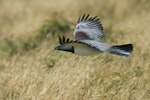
[0,18,70,57]
[0,0,150,100]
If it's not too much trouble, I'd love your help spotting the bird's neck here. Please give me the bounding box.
[63,46,74,53]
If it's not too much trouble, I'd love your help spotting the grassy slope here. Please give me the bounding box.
[0,0,150,99]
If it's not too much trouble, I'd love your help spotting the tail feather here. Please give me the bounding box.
[109,44,133,57]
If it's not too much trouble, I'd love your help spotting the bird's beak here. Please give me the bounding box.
[52,48,56,50]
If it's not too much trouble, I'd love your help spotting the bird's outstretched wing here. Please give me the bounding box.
[74,14,104,41]
[76,39,111,52]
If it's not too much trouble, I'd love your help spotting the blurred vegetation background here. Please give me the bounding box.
[0,0,150,100]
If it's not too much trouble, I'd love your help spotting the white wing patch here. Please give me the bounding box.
[74,14,104,41]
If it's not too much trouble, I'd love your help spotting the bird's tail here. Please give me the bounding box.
[108,44,133,57]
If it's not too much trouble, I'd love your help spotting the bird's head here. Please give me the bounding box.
[54,36,74,53]
[54,44,74,53]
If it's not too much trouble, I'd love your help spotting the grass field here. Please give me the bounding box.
[0,0,150,100]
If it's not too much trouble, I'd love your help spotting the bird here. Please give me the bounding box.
[54,14,133,57]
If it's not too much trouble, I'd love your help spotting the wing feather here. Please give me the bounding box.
[58,36,73,45]
[76,40,111,52]
[74,14,104,41]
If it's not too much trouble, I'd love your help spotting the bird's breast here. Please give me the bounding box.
[73,43,101,56]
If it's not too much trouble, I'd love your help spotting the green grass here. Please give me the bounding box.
[0,0,150,100]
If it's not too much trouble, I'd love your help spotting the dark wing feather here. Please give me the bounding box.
[58,36,73,45]
[59,36,62,45]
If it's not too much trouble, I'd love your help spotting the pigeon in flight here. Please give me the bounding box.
[54,14,133,56]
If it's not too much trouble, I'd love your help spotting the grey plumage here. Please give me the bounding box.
[74,14,103,41]
[54,14,133,57]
